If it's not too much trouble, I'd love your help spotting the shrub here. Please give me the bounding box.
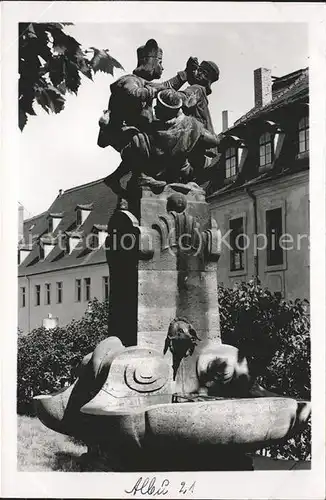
[17,298,109,414]
[218,280,311,460]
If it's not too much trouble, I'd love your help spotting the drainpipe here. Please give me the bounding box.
[245,187,259,281]
[25,275,31,333]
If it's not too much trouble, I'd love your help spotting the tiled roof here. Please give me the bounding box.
[234,68,308,126]
[207,157,309,201]
[207,67,309,199]
[18,178,117,277]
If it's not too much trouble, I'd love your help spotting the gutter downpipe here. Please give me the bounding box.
[245,187,259,281]
[25,275,31,333]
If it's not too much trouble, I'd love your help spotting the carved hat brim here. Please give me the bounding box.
[157,90,183,110]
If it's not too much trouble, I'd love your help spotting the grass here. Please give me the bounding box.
[17,415,87,471]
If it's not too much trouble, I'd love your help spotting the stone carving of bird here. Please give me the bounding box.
[87,48,124,75]
[163,317,201,380]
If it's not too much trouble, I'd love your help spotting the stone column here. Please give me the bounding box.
[107,184,221,356]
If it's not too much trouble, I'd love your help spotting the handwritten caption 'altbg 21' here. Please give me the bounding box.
[125,476,196,496]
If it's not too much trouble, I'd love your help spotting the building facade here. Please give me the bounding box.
[18,67,309,333]
[18,179,117,333]
[207,67,309,300]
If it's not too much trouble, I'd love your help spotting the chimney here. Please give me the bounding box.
[254,68,272,107]
[18,203,24,243]
[222,110,229,132]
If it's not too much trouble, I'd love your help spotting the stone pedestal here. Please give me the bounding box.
[106,184,221,356]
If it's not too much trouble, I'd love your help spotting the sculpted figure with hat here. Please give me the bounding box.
[177,59,222,178]
[97,39,196,153]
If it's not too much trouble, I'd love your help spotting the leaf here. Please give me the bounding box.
[90,48,124,75]
[64,58,81,94]
[48,55,65,87]
[19,108,28,131]
[47,24,81,55]
[75,49,93,80]
[34,83,65,114]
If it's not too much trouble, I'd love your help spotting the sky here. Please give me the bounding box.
[19,22,308,217]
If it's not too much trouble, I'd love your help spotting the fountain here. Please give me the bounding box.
[34,182,310,471]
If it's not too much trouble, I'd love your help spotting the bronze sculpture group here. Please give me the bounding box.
[97,38,222,196]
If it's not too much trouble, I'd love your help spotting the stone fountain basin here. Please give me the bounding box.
[35,390,310,452]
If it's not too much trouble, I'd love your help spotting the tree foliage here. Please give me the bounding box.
[19,23,123,130]
[17,298,109,414]
[218,280,311,460]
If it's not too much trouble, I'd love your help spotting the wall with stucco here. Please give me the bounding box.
[18,263,109,333]
[210,171,309,301]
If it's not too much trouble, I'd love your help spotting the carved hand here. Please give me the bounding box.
[99,109,111,127]
[186,56,199,84]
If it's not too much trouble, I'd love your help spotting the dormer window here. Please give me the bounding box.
[43,243,55,259]
[91,224,107,249]
[298,115,309,153]
[18,248,31,265]
[48,213,62,233]
[66,232,82,254]
[259,131,274,167]
[87,225,107,251]
[88,232,99,250]
[75,204,93,227]
[98,231,107,247]
[225,147,238,179]
[76,209,82,227]
[40,237,56,260]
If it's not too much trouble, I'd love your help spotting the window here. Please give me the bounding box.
[45,283,51,305]
[68,236,80,254]
[20,287,26,308]
[298,116,309,153]
[259,131,274,167]
[18,249,31,265]
[103,276,109,301]
[43,243,55,259]
[229,218,245,272]
[76,208,91,227]
[225,147,238,179]
[89,233,98,250]
[84,277,91,302]
[75,279,82,302]
[48,218,53,233]
[35,285,41,306]
[56,281,63,304]
[266,208,283,266]
[76,209,82,227]
[98,231,107,247]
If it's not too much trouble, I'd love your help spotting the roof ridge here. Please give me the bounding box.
[23,211,48,223]
[270,69,308,102]
[62,177,106,195]
[234,68,308,126]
